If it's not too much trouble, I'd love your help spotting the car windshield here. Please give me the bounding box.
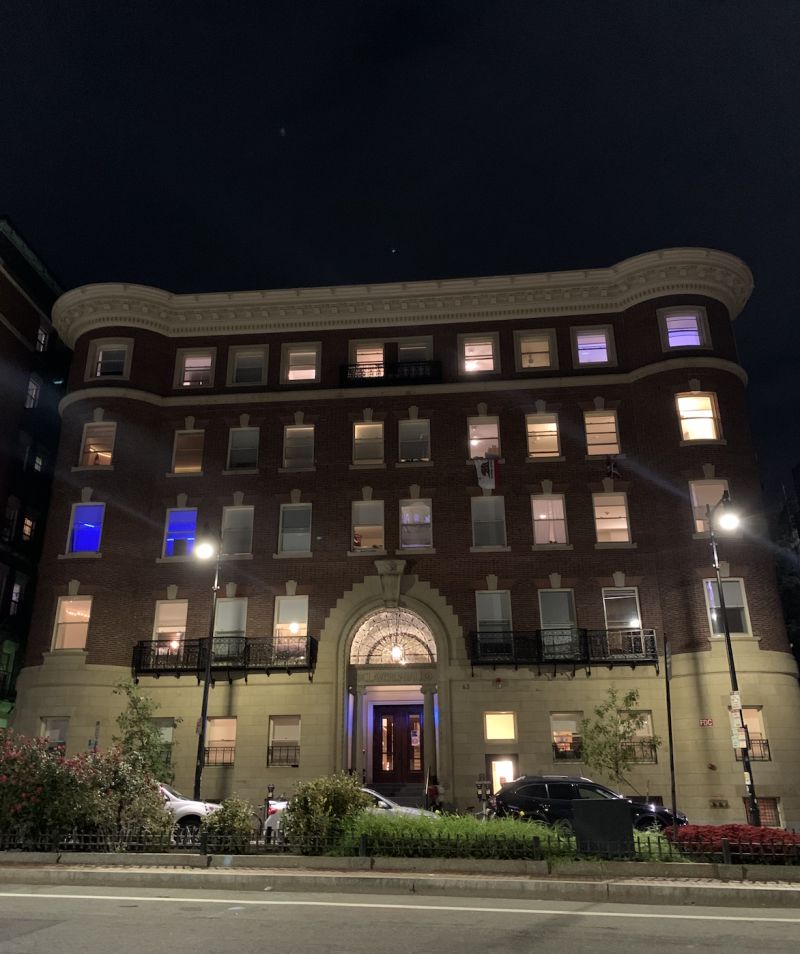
[161,784,187,799]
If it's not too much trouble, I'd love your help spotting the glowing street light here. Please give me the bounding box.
[193,524,221,801]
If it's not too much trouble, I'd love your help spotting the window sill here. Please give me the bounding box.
[273,551,313,559]
[348,548,387,557]
[693,530,742,540]
[526,456,565,463]
[395,461,434,468]
[532,544,573,550]
[710,633,759,641]
[278,466,316,473]
[174,384,213,391]
[573,361,617,370]
[679,439,727,447]
[58,552,102,560]
[72,465,115,473]
[84,375,130,384]
[220,553,254,561]
[466,458,505,465]
[349,463,386,470]
[395,547,436,555]
[470,545,511,553]
[156,555,197,563]
[166,471,204,478]
[221,468,259,476]
[225,380,267,388]
[594,542,637,549]
[585,453,626,460]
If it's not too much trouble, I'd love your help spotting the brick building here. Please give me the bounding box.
[12,247,800,825]
[0,219,67,726]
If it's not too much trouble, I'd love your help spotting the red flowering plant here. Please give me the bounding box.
[666,824,800,864]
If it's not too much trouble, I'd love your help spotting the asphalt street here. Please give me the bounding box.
[1,886,799,953]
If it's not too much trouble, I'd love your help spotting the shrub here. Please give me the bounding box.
[283,773,372,849]
[199,796,255,852]
[667,824,800,863]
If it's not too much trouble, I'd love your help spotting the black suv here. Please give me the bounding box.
[494,775,688,831]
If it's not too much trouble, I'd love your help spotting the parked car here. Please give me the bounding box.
[266,787,439,834]
[160,783,221,832]
[494,775,688,831]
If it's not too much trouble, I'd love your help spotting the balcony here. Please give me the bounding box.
[340,360,442,388]
[204,745,235,766]
[267,744,300,767]
[132,635,317,680]
[735,738,771,762]
[468,628,658,673]
[553,738,583,761]
[621,739,659,764]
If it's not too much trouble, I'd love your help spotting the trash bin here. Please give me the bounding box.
[572,799,635,858]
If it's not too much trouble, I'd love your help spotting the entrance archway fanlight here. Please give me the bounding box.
[350,609,437,665]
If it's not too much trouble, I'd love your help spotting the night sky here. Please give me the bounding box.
[2,2,799,507]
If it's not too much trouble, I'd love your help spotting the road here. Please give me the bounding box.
[1,886,799,953]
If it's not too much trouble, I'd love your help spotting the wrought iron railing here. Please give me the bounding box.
[468,628,658,670]
[204,745,235,766]
[340,360,442,388]
[267,744,300,767]
[620,739,659,764]
[552,739,583,761]
[735,738,771,761]
[132,635,317,677]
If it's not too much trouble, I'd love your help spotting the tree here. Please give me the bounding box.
[112,679,180,784]
[579,686,661,791]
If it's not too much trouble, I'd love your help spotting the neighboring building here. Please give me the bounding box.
[0,218,67,726]
[13,247,800,826]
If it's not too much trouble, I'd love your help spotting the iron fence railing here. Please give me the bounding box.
[552,739,583,761]
[204,745,235,766]
[468,628,658,671]
[132,635,317,677]
[340,360,442,388]
[620,739,659,764]
[735,738,771,761]
[267,744,300,766]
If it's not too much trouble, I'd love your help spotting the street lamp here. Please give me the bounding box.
[706,491,760,827]
[193,524,221,801]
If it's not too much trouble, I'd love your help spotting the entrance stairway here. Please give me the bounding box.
[368,782,426,808]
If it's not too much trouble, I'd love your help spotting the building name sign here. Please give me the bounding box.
[699,718,713,727]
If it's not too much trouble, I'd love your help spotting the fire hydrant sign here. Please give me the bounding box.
[730,692,742,711]
[699,718,713,726]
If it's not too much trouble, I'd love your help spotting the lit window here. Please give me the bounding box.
[551,712,582,760]
[398,419,431,462]
[593,493,631,543]
[689,480,730,532]
[227,427,259,470]
[80,423,116,467]
[602,587,642,630]
[34,447,47,472]
[526,413,560,458]
[484,712,516,741]
[25,376,41,408]
[274,595,308,640]
[463,338,495,372]
[41,717,70,749]
[575,330,611,364]
[22,516,35,541]
[399,500,432,549]
[472,497,507,547]
[730,707,764,742]
[163,508,198,557]
[10,575,28,616]
[517,332,554,370]
[704,579,750,636]
[355,346,384,377]
[68,503,104,553]
[172,431,204,474]
[584,410,620,455]
[283,343,321,382]
[278,504,312,553]
[180,353,214,387]
[620,711,656,761]
[53,597,92,650]
[353,422,384,465]
[658,308,709,350]
[532,496,567,545]
[205,718,236,766]
[36,327,49,352]
[268,715,301,766]
[229,347,266,385]
[222,506,254,555]
[677,393,720,441]
[352,501,384,550]
[283,425,314,469]
[153,601,188,648]
[468,417,500,459]
[476,590,511,632]
[95,348,127,377]
[2,498,20,542]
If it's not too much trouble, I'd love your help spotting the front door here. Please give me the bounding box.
[372,705,424,783]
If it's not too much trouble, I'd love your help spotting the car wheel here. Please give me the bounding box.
[175,816,201,843]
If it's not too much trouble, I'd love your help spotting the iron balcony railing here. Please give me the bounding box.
[620,739,659,764]
[552,738,583,761]
[204,745,235,766]
[340,360,442,388]
[267,744,300,767]
[468,628,658,671]
[735,738,771,761]
[132,635,317,677]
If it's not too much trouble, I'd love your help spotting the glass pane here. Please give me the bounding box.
[97,349,126,376]
[173,432,204,473]
[532,497,566,545]
[526,415,559,457]
[603,588,641,629]
[464,340,494,372]
[287,349,317,380]
[398,420,430,461]
[485,712,515,740]
[409,713,422,771]
[81,424,115,466]
[477,591,511,631]
[281,507,311,552]
[228,428,259,468]
[182,354,213,386]
[677,395,718,441]
[234,352,264,383]
[585,412,619,455]
[400,501,432,548]
[576,332,608,364]
[469,421,500,459]
[70,505,104,552]
[381,716,394,771]
[165,509,197,556]
[705,580,747,634]
[666,315,701,347]
[540,591,576,628]
[690,480,728,531]
[284,426,314,468]
[354,423,384,463]
[519,336,550,368]
[222,507,254,554]
[355,347,384,377]
[547,783,576,800]
[472,498,506,547]
[55,599,91,649]
[594,494,630,542]
[398,343,429,362]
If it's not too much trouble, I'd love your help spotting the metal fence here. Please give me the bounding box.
[468,629,658,672]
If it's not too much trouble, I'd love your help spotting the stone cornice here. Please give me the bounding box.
[52,247,754,349]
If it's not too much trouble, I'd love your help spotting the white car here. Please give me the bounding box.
[160,783,221,832]
[266,787,439,833]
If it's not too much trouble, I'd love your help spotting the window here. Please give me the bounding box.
[176,350,215,388]
[68,503,105,553]
[551,712,582,761]
[214,598,247,639]
[484,712,516,741]
[355,345,384,377]
[468,417,500,459]
[19,432,32,470]
[278,504,312,553]
[274,595,308,640]
[593,493,631,543]
[163,508,198,557]
[689,480,730,532]
[459,333,498,374]
[282,343,321,383]
[476,591,512,632]
[53,596,92,650]
[353,422,384,465]
[526,413,560,458]
[658,307,709,350]
[515,330,556,371]
[398,340,431,362]
[584,410,620,455]
[472,497,507,547]
[86,338,133,380]
[36,326,49,352]
[398,419,431,462]
[399,500,432,549]
[21,515,35,541]
[531,496,567,545]
[2,498,20,542]
[172,431,204,474]
[95,347,127,377]
[268,715,301,766]
[222,506,254,555]
[34,446,47,473]
[621,711,656,762]
[283,425,314,469]
[732,708,771,762]
[602,587,642,629]
[80,422,116,467]
[227,346,267,386]
[205,718,236,766]
[10,574,28,616]
[676,393,721,441]
[25,375,41,408]
[227,427,259,470]
[704,579,750,636]
[153,601,188,647]
[153,718,176,765]
[572,326,615,366]
[41,718,69,751]
[539,590,577,630]
[744,797,780,827]
[352,501,384,551]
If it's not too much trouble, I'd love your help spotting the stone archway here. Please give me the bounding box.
[349,608,437,666]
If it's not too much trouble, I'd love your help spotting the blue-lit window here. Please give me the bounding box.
[69,504,105,553]
[164,508,198,557]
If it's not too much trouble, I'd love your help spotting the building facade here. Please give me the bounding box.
[12,247,800,825]
[0,219,67,727]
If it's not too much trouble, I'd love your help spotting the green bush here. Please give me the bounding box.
[199,796,255,852]
[283,773,372,849]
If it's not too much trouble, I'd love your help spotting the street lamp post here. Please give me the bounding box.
[706,491,760,827]
[193,527,222,801]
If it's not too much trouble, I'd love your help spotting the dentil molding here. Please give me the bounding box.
[52,247,754,348]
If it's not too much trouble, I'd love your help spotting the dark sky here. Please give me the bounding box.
[2,2,799,508]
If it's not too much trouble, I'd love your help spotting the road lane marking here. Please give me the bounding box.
[0,893,798,923]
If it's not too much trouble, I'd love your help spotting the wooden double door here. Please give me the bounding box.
[372,705,424,784]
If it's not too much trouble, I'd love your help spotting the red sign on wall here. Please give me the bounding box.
[699,718,714,727]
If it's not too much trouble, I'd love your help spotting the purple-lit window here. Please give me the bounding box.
[164,508,198,557]
[665,315,702,348]
[69,504,105,553]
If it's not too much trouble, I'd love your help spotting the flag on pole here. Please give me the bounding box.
[475,459,499,490]
[606,455,621,480]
